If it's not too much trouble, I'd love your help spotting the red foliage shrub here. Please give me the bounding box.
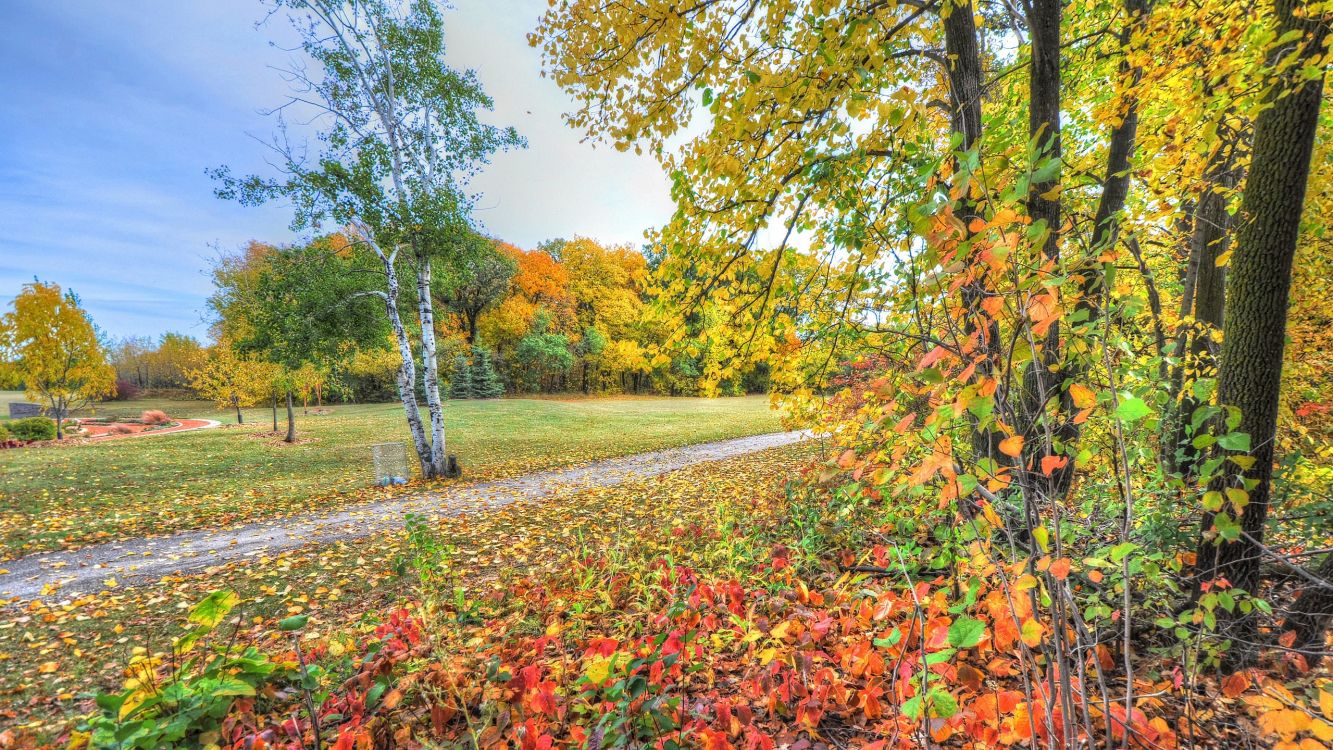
[109,424,135,435]
[140,410,170,425]
[110,379,141,401]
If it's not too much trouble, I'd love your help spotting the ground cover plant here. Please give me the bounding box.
[23,437,1328,750]
[0,442,816,739]
[0,395,780,559]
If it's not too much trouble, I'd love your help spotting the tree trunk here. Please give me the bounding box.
[413,248,449,479]
[1282,554,1333,666]
[943,0,1000,470]
[54,401,65,440]
[1172,154,1236,477]
[1026,0,1061,268]
[1195,0,1328,667]
[234,395,244,425]
[272,395,278,432]
[378,251,433,477]
[1038,0,1151,499]
[284,390,296,443]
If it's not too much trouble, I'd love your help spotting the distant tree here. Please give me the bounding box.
[514,313,573,392]
[436,235,517,345]
[0,282,115,439]
[110,336,153,388]
[470,347,504,398]
[209,240,385,442]
[144,333,206,390]
[448,354,474,399]
[187,341,271,424]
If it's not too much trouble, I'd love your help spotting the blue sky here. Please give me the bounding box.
[0,1,675,341]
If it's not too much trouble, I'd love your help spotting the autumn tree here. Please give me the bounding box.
[214,0,522,476]
[1194,0,1330,664]
[144,333,206,390]
[0,282,115,438]
[436,234,517,345]
[536,0,1333,708]
[188,341,273,424]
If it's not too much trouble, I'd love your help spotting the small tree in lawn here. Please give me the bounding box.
[188,341,270,424]
[0,282,115,439]
[471,347,504,398]
[448,355,474,399]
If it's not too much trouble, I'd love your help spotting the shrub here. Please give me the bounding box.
[471,347,505,399]
[141,409,170,425]
[109,378,141,401]
[0,423,10,440]
[8,417,56,442]
[109,424,135,435]
[448,355,474,399]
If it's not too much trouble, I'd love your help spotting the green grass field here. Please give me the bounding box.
[0,393,782,559]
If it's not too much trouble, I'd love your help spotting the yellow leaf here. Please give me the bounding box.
[585,655,613,684]
[1258,709,1312,737]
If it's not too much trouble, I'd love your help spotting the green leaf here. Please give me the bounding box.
[928,688,959,718]
[947,616,986,649]
[1114,395,1151,422]
[1216,432,1251,451]
[211,677,256,697]
[188,590,239,629]
[925,647,957,664]
[278,614,310,632]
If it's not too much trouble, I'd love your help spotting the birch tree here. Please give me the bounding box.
[213,0,521,477]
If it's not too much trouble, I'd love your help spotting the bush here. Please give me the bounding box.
[0,423,10,441]
[141,410,170,425]
[109,378,141,401]
[8,417,56,442]
[109,424,135,435]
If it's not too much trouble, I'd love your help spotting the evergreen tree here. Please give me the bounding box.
[448,354,474,399]
[471,347,505,399]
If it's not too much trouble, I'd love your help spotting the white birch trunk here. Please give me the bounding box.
[412,251,448,477]
[381,253,434,476]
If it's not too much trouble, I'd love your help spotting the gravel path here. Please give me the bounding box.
[0,430,808,602]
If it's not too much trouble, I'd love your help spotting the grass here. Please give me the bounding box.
[0,394,783,559]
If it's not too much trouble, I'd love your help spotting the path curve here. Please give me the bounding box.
[0,430,809,602]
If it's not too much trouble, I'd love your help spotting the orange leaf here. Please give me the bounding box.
[1069,383,1096,409]
[1040,455,1068,476]
[999,435,1024,458]
[1049,558,1071,580]
[1221,672,1250,698]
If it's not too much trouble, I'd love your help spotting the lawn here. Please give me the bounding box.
[0,394,783,559]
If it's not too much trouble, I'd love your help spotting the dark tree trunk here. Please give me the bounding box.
[272,395,279,433]
[943,0,1000,467]
[284,390,296,443]
[1282,554,1333,666]
[1041,0,1150,499]
[1026,0,1061,266]
[1194,0,1328,667]
[234,396,244,425]
[1172,154,1236,477]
